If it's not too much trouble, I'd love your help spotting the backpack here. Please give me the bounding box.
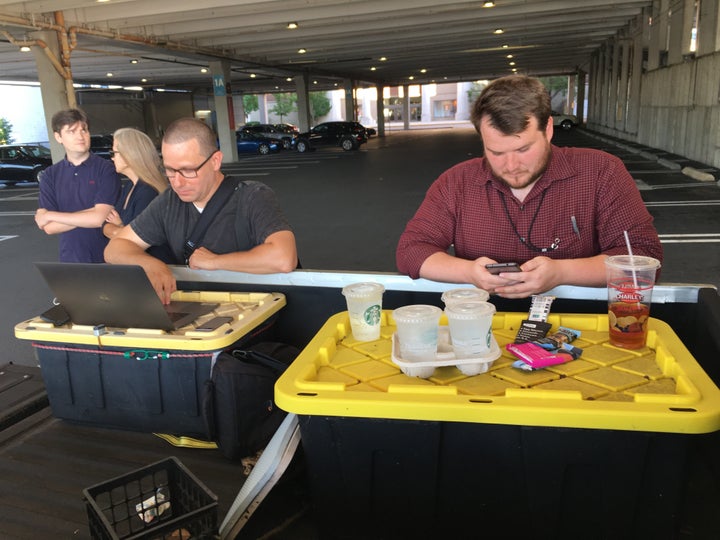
[202,342,299,460]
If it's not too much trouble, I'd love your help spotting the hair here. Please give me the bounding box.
[113,127,168,193]
[470,75,551,135]
[51,108,89,134]
[162,117,218,156]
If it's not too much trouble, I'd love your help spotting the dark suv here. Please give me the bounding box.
[294,121,368,153]
[0,144,52,185]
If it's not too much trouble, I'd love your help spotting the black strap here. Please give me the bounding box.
[183,176,242,263]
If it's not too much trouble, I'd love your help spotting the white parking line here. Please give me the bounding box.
[659,233,720,243]
[0,211,36,216]
[646,200,720,206]
[0,235,18,241]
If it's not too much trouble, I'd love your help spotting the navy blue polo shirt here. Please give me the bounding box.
[38,153,120,263]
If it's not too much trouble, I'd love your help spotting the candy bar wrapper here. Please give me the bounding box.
[507,342,578,370]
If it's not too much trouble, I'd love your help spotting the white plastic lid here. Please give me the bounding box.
[441,288,490,305]
[444,301,496,320]
[341,282,385,298]
[392,304,442,323]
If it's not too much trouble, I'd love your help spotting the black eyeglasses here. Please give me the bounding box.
[498,190,560,253]
[108,150,119,158]
[164,150,218,179]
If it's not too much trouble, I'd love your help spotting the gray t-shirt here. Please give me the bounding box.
[131,177,292,264]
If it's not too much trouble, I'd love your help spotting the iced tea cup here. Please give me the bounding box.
[342,282,385,341]
[441,287,490,306]
[444,301,496,358]
[605,255,661,349]
[392,305,442,362]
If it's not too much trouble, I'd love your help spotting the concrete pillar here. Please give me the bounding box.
[294,74,311,132]
[343,79,355,121]
[456,82,471,121]
[617,38,630,130]
[648,0,669,70]
[421,86,433,122]
[575,71,586,125]
[402,84,410,130]
[609,39,621,129]
[28,30,72,162]
[258,94,268,123]
[627,12,647,135]
[667,0,690,64]
[697,0,720,54]
[376,84,385,137]
[209,60,237,163]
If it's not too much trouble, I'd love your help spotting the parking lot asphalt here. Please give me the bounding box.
[1,125,719,368]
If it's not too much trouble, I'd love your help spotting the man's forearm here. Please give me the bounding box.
[44,206,112,229]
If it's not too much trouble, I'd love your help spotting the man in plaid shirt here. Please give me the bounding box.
[396,75,662,299]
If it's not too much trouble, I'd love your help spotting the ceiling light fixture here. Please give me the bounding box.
[493,28,504,34]
[286,77,293,82]
[106,72,113,77]
[370,66,376,71]
[509,61,516,66]
[379,56,387,62]
[482,1,495,7]
[250,73,256,78]
[420,68,427,73]
[19,46,31,52]
[287,22,298,29]
[141,78,148,82]
[506,54,513,59]
[130,59,138,64]
[200,67,208,73]
[298,48,307,54]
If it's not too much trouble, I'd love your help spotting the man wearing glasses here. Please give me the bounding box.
[105,117,297,303]
[396,75,662,299]
[35,108,120,263]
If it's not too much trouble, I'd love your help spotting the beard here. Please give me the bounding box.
[492,145,552,190]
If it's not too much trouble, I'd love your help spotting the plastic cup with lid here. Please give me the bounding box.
[441,288,490,307]
[444,301,496,358]
[392,304,442,362]
[341,282,385,341]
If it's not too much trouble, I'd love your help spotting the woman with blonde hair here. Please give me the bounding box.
[103,127,172,261]
[103,127,167,236]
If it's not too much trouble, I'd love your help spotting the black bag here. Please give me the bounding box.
[203,342,299,460]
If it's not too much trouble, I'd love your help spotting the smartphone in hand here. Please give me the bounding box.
[485,262,522,275]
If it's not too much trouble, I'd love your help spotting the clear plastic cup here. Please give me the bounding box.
[605,255,661,349]
[341,282,385,341]
[444,301,496,358]
[441,288,490,306]
[392,305,442,362]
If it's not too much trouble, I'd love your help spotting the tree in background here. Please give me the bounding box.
[466,81,487,107]
[0,118,13,144]
[243,94,259,121]
[271,93,297,122]
[309,92,332,122]
[539,76,571,111]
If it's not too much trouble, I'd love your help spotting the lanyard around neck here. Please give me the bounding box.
[498,189,560,253]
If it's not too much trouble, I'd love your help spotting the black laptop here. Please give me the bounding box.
[35,262,218,331]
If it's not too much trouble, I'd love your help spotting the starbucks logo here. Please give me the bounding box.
[364,304,381,325]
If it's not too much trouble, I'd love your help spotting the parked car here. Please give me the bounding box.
[239,123,295,149]
[551,111,578,130]
[90,134,114,159]
[293,121,368,153]
[235,131,281,155]
[0,144,52,185]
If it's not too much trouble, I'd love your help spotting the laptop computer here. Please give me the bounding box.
[35,262,218,331]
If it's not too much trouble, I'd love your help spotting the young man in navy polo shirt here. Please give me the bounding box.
[35,108,120,262]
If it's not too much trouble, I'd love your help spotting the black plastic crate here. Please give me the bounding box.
[83,457,218,540]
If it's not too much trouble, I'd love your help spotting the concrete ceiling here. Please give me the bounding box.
[0,0,652,95]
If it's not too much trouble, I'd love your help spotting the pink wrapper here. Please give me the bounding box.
[506,342,572,369]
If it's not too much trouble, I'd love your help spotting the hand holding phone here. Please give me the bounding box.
[485,262,522,275]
